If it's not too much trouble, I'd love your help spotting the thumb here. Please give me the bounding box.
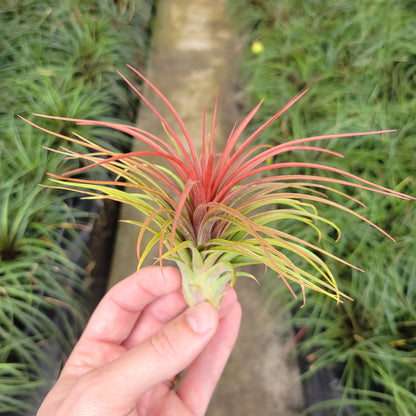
[67,302,218,414]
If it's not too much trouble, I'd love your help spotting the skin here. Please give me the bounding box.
[37,266,242,416]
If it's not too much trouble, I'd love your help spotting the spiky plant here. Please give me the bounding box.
[22,66,413,308]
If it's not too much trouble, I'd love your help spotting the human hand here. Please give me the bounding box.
[37,266,241,416]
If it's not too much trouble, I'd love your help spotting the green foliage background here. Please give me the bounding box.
[1,0,415,413]
[0,0,153,413]
[229,0,416,414]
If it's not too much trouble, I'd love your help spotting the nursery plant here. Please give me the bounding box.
[23,65,413,309]
[228,0,416,414]
[1,1,153,412]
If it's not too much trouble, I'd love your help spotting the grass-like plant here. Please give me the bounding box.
[23,65,413,308]
[2,2,153,412]
[228,0,416,413]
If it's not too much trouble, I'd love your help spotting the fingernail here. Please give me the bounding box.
[186,302,215,334]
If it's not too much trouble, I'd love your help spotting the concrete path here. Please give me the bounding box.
[108,0,304,414]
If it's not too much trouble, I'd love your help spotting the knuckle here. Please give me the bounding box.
[149,328,177,361]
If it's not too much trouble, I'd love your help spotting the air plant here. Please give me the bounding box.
[21,65,413,308]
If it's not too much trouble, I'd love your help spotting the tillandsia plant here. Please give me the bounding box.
[22,65,413,308]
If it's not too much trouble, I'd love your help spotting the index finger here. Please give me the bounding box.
[79,266,182,345]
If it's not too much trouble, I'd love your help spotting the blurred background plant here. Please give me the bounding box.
[0,0,153,413]
[2,0,415,414]
[228,0,415,414]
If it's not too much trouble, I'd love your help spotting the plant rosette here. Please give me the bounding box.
[21,65,414,308]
